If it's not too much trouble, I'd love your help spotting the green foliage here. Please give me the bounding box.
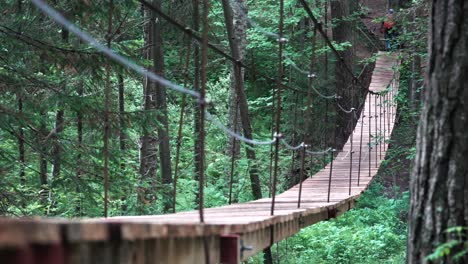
[246,184,408,264]
[426,227,468,262]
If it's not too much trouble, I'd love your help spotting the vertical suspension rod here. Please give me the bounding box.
[103,0,113,218]
[383,93,387,152]
[173,41,192,213]
[323,99,329,164]
[304,26,318,177]
[297,145,306,208]
[268,88,276,198]
[198,0,209,224]
[327,150,335,203]
[374,94,378,167]
[368,94,372,177]
[357,101,365,186]
[348,113,354,196]
[228,99,239,205]
[270,0,284,216]
[289,92,299,180]
[201,1,210,263]
[379,95,382,159]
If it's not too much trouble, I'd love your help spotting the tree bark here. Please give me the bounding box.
[151,0,173,213]
[225,0,247,158]
[407,1,468,263]
[221,0,262,201]
[331,0,358,149]
[139,2,158,210]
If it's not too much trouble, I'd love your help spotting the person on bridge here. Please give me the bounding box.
[380,9,397,50]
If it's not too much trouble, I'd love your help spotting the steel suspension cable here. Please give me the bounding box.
[228,99,239,205]
[387,89,392,137]
[298,0,366,90]
[289,91,299,184]
[173,40,192,213]
[198,0,209,224]
[103,0,113,218]
[383,93,387,152]
[268,84,276,198]
[305,26,318,153]
[327,149,335,203]
[348,25,358,196]
[270,0,284,216]
[297,145,306,208]
[357,110,365,186]
[32,0,202,99]
[139,0,306,94]
[200,1,210,263]
[323,99,329,164]
[348,110,355,196]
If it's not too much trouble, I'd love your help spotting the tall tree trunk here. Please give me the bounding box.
[221,0,262,201]
[331,0,358,149]
[225,0,247,158]
[407,1,468,263]
[151,0,173,213]
[139,2,158,210]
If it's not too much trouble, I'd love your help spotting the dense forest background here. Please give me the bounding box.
[2,0,458,263]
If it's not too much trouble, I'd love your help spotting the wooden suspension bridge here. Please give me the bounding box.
[0,52,399,264]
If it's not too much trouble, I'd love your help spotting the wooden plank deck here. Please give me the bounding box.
[0,52,399,264]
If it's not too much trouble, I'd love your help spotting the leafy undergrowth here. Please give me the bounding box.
[289,184,408,264]
[247,184,408,264]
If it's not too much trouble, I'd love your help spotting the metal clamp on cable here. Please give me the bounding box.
[277,37,288,43]
[196,97,212,106]
[273,132,284,140]
[307,73,317,79]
